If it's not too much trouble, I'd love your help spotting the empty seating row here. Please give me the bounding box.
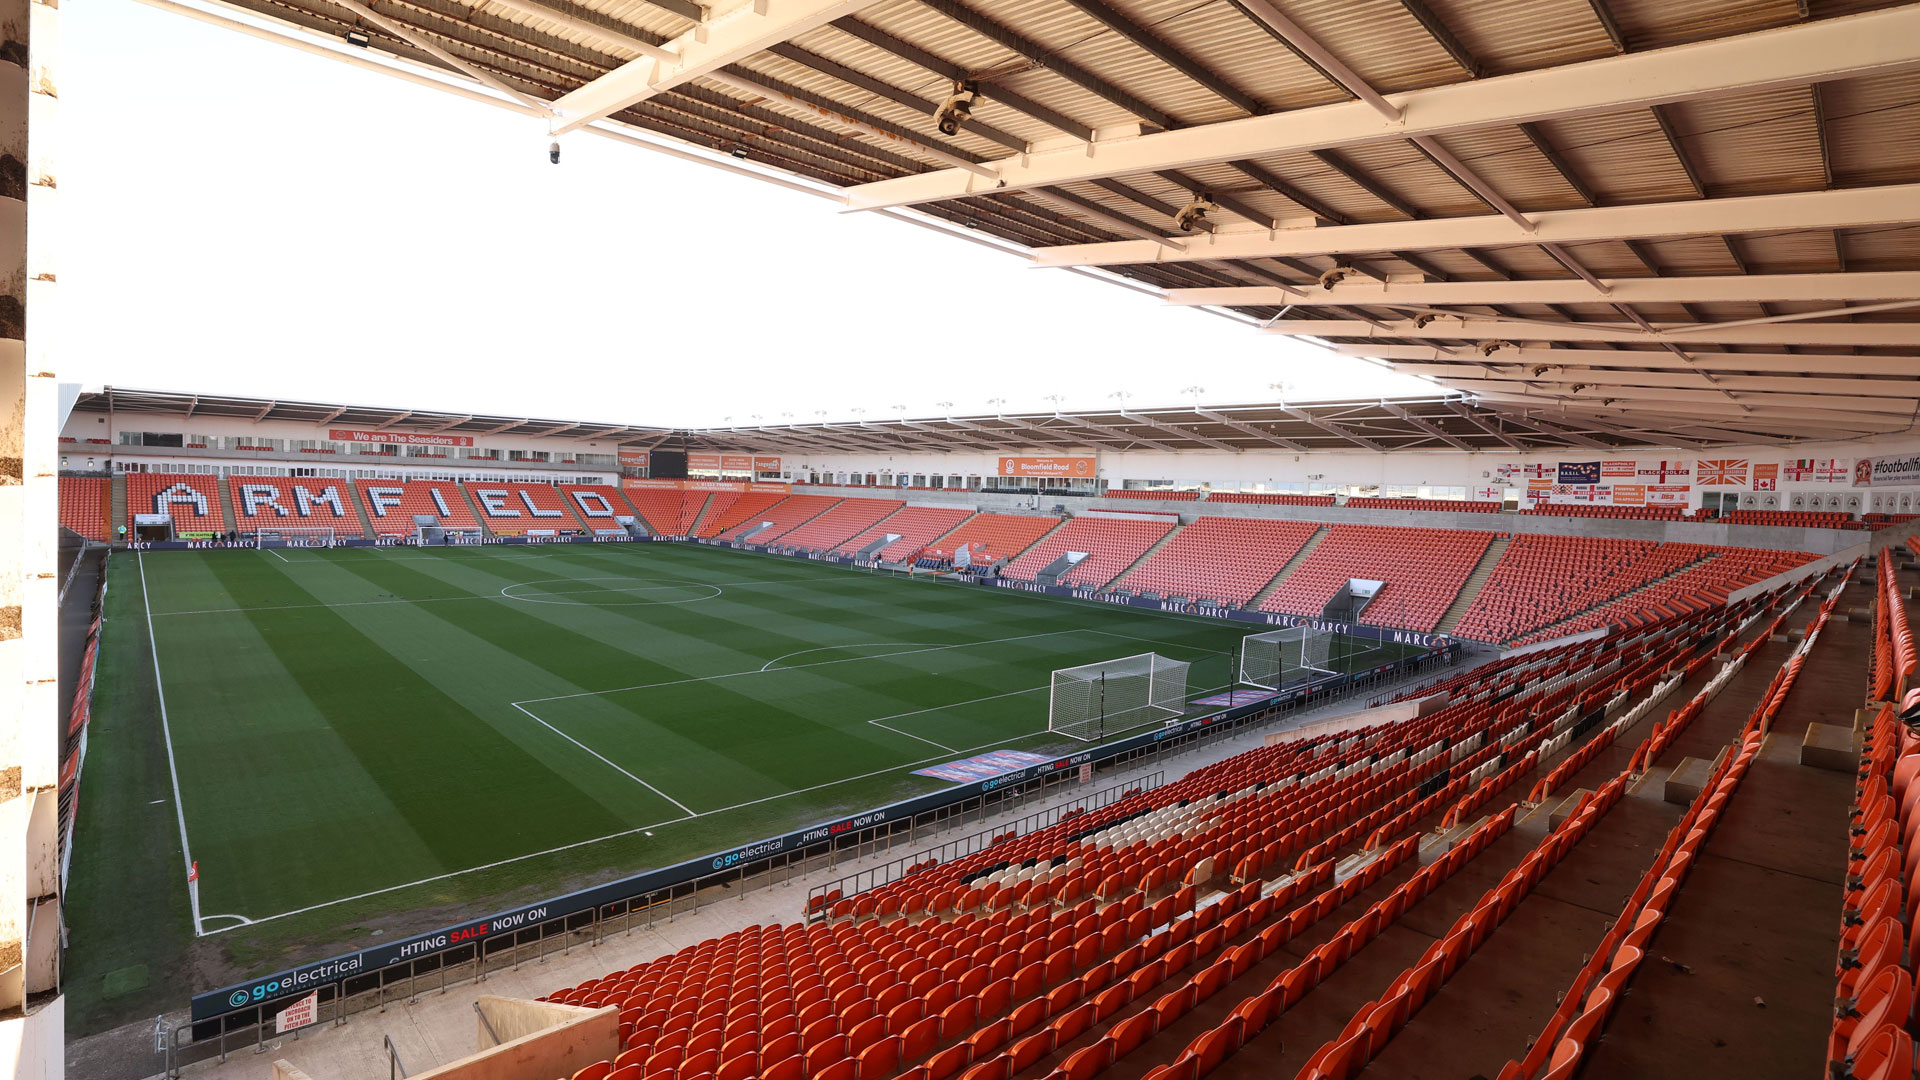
[560,485,643,533]
[1106,490,1201,501]
[58,475,109,540]
[125,472,226,534]
[1722,509,1853,528]
[1453,536,1689,644]
[358,479,482,533]
[929,514,1061,569]
[226,477,365,535]
[833,507,974,562]
[460,481,589,534]
[1115,518,1319,606]
[697,492,789,538]
[1202,494,1335,506]
[1258,526,1495,632]
[1003,517,1175,588]
[624,488,709,537]
[717,495,844,544]
[775,498,904,552]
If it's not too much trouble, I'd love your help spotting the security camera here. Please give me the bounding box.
[1570,383,1590,393]
[1317,266,1353,291]
[730,146,749,160]
[933,79,980,136]
[1413,313,1438,328]
[1478,340,1515,356]
[1173,193,1216,233]
[549,140,560,165]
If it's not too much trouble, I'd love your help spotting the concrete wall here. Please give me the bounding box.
[405,999,618,1080]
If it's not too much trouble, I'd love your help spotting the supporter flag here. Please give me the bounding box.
[1638,460,1690,482]
[1817,459,1849,483]
[1475,487,1500,500]
[1558,462,1601,485]
[1696,459,1749,486]
[1523,463,1553,479]
[1784,459,1815,482]
[1752,463,1778,491]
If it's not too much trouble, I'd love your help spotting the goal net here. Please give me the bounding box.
[1049,652,1191,742]
[1239,626,1335,690]
[256,527,336,549]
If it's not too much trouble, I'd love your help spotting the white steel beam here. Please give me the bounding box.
[1438,379,1915,414]
[1391,363,1920,398]
[549,0,891,135]
[1334,345,1920,376]
[1119,412,1239,452]
[1163,272,1920,308]
[1265,315,1920,347]
[1035,184,1920,268]
[1193,409,1310,451]
[1444,401,1524,450]
[1378,402,1474,450]
[843,7,1920,210]
[1279,406,1387,451]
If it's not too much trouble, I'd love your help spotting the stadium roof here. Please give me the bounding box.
[79,386,1773,453]
[139,0,1920,447]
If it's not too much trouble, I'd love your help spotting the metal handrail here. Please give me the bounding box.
[472,1001,501,1048]
[384,1034,408,1079]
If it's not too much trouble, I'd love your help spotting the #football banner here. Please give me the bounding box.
[1853,454,1920,488]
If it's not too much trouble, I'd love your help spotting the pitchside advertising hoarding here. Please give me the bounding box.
[617,450,650,468]
[999,456,1096,478]
[327,428,474,447]
[192,634,1449,1025]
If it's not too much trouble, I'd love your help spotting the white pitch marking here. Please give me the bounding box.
[139,553,205,936]
[265,547,291,564]
[147,576,816,617]
[511,701,698,817]
[759,642,948,672]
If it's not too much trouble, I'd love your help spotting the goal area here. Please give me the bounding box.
[1238,626,1335,690]
[1048,652,1191,742]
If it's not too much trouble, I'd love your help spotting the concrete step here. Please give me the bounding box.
[1107,519,1187,590]
[1247,525,1330,609]
[1436,535,1511,633]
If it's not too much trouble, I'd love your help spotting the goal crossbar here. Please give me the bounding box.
[1049,652,1190,743]
[1239,626,1334,691]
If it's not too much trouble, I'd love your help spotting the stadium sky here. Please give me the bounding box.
[64,1,1440,428]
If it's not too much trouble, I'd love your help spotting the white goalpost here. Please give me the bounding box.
[1238,626,1335,691]
[1048,652,1191,742]
[254,526,337,549]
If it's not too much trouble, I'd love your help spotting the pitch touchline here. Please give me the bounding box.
[139,553,206,936]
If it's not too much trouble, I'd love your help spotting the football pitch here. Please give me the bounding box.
[67,540,1415,1028]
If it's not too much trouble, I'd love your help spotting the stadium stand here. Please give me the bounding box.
[1257,525,1497,632]
[560,484,641,533]
[1519,504,1684,521]
[623,487,708,537]
[832,506,973,562]
[1506,544,1819,645]
[1453,536,1698,645]
[1115,517,1320,606]
[1002,516,1176,588]
[924,513,1060,568]
[533,585,1825,1080]
[58,475,108,540]
[356,479,482,535]
[770,497,903,551]
[225,477,366,536]
[1106,490,1200,501]
[697,491,791,539]
[461,481,587,535]
[125,472,226,535]
[1205,493,1335,506]
[1344,497,1501,513]
[716,494,843,543]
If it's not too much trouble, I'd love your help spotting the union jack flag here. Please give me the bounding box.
[1784,459,1815,482]
[1817,459,1849,483]
[1697,459,1749,486]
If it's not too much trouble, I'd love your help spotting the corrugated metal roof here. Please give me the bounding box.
[148,0,1920,446]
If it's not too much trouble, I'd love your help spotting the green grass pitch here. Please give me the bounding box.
[64,540,1415,1032]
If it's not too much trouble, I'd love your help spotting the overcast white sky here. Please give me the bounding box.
[61,0,1440,427]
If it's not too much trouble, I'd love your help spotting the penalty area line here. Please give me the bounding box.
[510,701,698,817]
